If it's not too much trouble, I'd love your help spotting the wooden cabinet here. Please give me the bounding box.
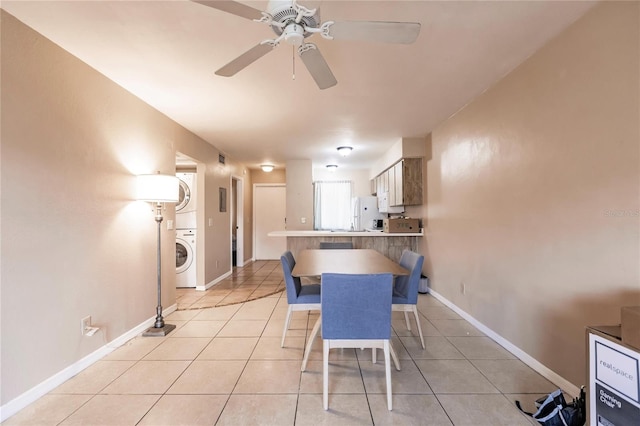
[376,172,388,196]
[374,173,387,196]
[373,173,388,200]
[405,158,423,205]
[393,162,403,205]
[387,167,396,207]
[375,157,423,208]
[389,158,423,206]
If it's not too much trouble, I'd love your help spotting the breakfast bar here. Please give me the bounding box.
[268,230,423,262]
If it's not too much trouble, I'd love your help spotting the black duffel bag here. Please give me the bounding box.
[516,387,586,426]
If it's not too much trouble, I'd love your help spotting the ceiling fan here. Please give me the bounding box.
[193,0,421,89]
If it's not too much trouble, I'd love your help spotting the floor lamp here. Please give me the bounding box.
[137,172,179,337]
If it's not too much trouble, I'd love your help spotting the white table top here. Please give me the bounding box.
[291,249,409,277]
[268,230,423,237]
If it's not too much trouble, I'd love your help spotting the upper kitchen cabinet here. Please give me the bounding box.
[372,172,389,197]
[375,156,423,211]
[390,158,423,206]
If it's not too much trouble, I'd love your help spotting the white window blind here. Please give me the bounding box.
[313,180,352,230]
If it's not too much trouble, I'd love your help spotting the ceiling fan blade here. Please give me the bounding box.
[215,43,275,77]
[328,21,421,44]
[299,44,337,90]
[192,1,264,21]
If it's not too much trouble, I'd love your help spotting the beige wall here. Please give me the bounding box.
[251,168,286,185]
[286,160,314,230]
[0,10,250,405]
[416,2,639,388]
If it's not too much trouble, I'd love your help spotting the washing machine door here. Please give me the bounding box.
[176,178,191,212]
[176,238,193,273]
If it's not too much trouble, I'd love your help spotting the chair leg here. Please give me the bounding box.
[281,306,293,347]
[404,311,411,331]
[412,305,425,349]
[301,316,321,372]
[323,340,330,410]
[389,341,401,371]
[384,340,393,410]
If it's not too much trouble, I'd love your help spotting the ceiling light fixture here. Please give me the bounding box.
[326,164,338,172]
[337,146,353,156]
[261,164,274,172]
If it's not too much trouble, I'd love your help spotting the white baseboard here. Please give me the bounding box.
[229,256,255,269]
[197,270,232,291]
[0,303,177,422]
[427,288,580,398]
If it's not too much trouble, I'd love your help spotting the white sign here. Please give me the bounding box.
[589,332,640,426]
[595,340,639,402]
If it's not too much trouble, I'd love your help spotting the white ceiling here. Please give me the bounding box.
[2,0,596,171]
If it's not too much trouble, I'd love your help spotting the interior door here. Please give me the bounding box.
[254,184,286,260]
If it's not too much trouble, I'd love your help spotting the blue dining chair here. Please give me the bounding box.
[280,251,321,348]
[321,273,394,411]
[392,250,426,349]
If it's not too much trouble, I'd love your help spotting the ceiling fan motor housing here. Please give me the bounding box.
[267,0,320,38]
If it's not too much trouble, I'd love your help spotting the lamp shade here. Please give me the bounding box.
[137,174,179,202]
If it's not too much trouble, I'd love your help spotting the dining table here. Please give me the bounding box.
[291,249,409,371]
[292,248,409,278]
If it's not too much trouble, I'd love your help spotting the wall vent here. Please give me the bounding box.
[218,154,225,165]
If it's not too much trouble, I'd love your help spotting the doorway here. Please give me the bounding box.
[254,184,286,260]
[175,153,199,288]
[231,176,244,267]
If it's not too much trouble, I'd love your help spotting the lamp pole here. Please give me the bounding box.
[143,201,176,336]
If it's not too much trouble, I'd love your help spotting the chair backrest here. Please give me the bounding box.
[393,250,425,303]
[283,251,296,269]
[280,251,302,302]
[319,241,353,250]
[321,273,393,340]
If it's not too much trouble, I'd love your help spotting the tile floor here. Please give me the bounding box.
[175,261,285,310]
[4,261,563,425]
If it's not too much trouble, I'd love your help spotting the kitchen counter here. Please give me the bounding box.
[268,230,422,262]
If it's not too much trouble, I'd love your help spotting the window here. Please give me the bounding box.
[313,180,352,230]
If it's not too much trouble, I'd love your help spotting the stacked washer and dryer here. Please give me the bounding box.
[176,172,197,288]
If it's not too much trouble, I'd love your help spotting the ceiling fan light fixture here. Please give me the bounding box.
[261,164,275,172]
[284,23,305,46]
[326,164,338,172]
[337,146,353,156]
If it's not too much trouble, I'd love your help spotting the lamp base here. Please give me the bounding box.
[143,323,176,337]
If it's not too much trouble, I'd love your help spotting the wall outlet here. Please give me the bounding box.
[81,316,91,335]
[166,220,174,230]
[208,218,213,227]
[301,217,306,224]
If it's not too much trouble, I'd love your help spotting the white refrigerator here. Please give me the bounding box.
[352,196,385,231]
